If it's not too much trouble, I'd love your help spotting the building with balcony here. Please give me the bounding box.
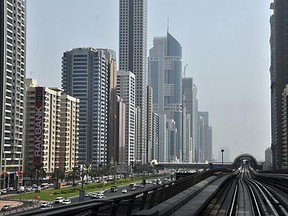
[117,71,136,164]
[0,0,26,188]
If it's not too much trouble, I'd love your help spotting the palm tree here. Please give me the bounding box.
[52,169,65,189]
[80,164,92,186]
[29,163,46,186]
[67,167,80,186]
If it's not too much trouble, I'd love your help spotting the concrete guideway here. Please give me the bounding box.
[133,174,233,216]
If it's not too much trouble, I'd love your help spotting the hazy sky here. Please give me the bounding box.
[26,0,272,161]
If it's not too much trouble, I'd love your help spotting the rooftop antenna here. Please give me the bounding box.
[183,64,188,78]
[167,16,170,33]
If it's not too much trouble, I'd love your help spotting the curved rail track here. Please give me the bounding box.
[199,165,288,216]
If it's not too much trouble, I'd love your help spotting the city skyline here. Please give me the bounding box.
[26,0,271,161]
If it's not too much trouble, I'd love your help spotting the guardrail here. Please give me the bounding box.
[11,169,228,216]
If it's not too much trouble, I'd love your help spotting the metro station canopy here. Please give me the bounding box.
[233,153,258,169]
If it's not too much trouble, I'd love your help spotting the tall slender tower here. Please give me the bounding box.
[0,0,26,188]
[119,0,148,164]
[148,32,182,162]
[116,71,136,165]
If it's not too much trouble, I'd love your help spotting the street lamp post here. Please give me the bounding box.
[221,149,224,167]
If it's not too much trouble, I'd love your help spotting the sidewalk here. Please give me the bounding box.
[0,200,23,208]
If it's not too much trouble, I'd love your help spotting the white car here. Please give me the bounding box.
[40,202,49,208]
[121,189,128,193]
[54,197,64,204]
[62,199,71,205]
[0,189,7,194]
[41,205,54,209]
[85,192,92,197]
[91,193,104,199]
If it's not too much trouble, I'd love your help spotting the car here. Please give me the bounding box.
[85,192,92,197]
[40,202,49,208]
[121,189,128,193]
[91,193,104,199]
[41,204,54,209]
[62,199,71,205]
[0,189,7,194]
[129,183,136,188]
[131,187,136,191]
[54,197,65,204]
[110,186,118,192]
[89,192,98,198]
[25,187,32,192]
[17,186,25,193]
[96,193,104,199]
[1,205,11,211]
[98,190,106,194]
[7,187,14,191]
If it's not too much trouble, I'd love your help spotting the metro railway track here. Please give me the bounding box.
[199,165,288,216]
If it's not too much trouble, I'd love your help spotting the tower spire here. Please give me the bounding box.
[167,16,170,33]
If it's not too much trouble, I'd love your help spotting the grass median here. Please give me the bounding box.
[8,174,165,202]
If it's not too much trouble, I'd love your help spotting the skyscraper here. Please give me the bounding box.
[119,0,148,164]
[182,78,199,162]
[117,71,136,164]
[198,112,212,162]
[148,32,182,161]
[0,0,26,188]
[270,0,288,170]
[147,86,153,163]
[62,48,113,166]
[152,113,159,161]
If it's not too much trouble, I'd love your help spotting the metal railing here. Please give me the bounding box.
[11,170,226,216]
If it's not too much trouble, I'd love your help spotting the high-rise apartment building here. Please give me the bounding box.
[282,85,288,169]
[152,113,159,161]
[117,71,136,164]
[24,80,79,176]
[59,94,79,172]
[62,48,112,166]
[182,107,192,162]
[158,114,168,162]
[147,86,153,163]
[103,50,117,166]
[270,0,288,170]
[119,0,148,164]
[25,82,61,174]
[149,32,182,161]
[116,96,126,164]
[0,0,26,188]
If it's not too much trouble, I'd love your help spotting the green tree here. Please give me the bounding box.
[67,167,80,186]
[52,168,65,189]
[29,163,46,186]
[81,164,92,184]
[133,162,143,177]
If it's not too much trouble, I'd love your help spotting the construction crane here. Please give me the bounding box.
[183,64,188,78]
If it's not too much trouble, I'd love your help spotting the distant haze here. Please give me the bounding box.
[27,0,271,161]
